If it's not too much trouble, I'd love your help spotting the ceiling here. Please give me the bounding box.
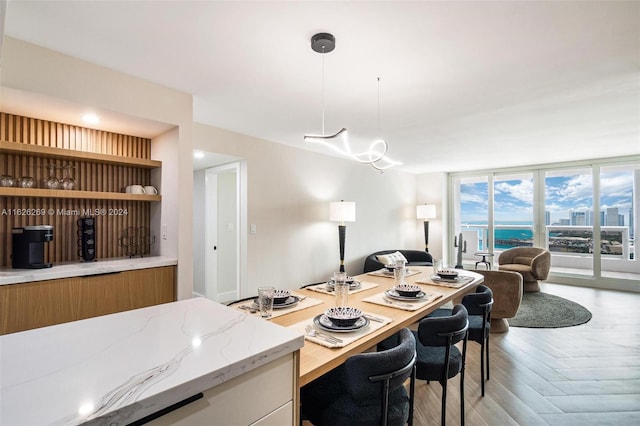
[2,1,639,174]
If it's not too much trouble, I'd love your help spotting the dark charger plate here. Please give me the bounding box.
[314,314,370,333]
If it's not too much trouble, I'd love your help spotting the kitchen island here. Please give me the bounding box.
[0,297,304,425]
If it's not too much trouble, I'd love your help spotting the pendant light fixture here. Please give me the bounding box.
[304,33,401,171]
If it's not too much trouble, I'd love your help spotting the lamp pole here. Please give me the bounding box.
[416,204,437,253]
[330,201,356,273]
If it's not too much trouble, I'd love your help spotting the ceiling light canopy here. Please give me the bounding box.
[304,33,401,171]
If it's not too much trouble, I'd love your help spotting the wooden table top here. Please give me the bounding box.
[270,266,483,387]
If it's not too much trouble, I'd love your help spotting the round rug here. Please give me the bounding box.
[509,292,592,328]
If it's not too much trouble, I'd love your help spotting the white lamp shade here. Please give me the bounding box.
[330,201,356,222]
[416,204,436,220]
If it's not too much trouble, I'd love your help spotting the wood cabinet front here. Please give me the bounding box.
[0,266,176,335]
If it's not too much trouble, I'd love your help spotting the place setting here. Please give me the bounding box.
[233,288,323,319]
[415,266,474,289]
[305,274,378,295]
[363,283,443,311]
[366,262,422,279]
[290,306,392,348]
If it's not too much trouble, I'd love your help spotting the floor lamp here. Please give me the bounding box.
[416,204,436,252]
[329,201,356,272]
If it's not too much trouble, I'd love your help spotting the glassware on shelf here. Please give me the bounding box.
[44,164,59,189]
[0,174,15,187]
[16,176,35,188]
[61,165,77,190]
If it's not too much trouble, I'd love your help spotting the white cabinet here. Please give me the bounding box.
[147,352,297,425]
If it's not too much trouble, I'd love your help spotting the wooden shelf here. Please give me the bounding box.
[0,187,161,201]
[0,140,161,169]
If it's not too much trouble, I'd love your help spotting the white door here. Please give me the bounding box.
[205,163,240,303]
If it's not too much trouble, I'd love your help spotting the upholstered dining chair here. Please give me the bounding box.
[300,328,417,426]
[380,305,469,426]
[427,286,493,396]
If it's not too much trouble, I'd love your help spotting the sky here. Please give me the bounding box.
[459,169,634,225]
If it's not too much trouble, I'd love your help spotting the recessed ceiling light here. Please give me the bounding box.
[82,113,100,125]
[193,151,205,159]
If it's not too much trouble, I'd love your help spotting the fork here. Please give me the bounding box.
[305,325,343,344]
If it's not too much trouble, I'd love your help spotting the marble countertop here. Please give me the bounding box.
[0,297,304,425]
[0,256,178,285]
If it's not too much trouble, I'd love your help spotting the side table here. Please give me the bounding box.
[474,252,494,270]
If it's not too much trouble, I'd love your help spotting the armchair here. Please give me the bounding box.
[498,247,550,292]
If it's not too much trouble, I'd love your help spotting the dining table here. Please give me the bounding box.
[234,265,484,387]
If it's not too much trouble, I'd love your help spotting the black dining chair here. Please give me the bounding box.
[381,304,469,426]
[427,285,493,396]
[300,328,417,426]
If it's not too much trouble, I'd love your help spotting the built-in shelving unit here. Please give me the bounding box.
[1,112,163,267]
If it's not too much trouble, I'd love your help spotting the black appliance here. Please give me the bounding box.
[77,217,97,261]
[11,225,54,269]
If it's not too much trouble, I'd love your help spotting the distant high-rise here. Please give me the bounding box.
[606,208,620,226]
[545,211,550,225]
[571,211,588,226]
[630,207,634,237]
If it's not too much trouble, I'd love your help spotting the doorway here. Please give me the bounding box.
[193,154,247,303]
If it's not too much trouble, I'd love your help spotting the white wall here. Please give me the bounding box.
[193,122,422,296]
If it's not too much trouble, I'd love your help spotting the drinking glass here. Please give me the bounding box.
[432,258,443,274]
[333,271,349,307]
[393,259,406,286]
[61,165,76,190]
[44,164,59,189]
[1,174,15,187]
[257,286,275,318]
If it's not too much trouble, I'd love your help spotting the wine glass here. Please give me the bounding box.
[61,165,76,190]
[44,164,59,189]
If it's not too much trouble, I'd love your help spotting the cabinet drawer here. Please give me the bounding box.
[146,354,295,426]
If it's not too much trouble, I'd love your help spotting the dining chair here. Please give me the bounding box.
[300,328,417,426]
[381,304,468,426]
[427,285,493,396]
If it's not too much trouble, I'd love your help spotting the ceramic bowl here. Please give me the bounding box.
[437,269,459,279]
[273,289,291,304]
[394,284,422,297]
[324,307,362,327]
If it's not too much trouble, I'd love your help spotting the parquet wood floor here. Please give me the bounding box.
[411,282,640,425]
[302,282,640,425]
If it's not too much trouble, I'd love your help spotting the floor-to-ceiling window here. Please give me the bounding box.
[544,167,594,277]
[449,156,639,291]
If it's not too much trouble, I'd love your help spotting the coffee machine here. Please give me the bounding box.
[11,225,54,269]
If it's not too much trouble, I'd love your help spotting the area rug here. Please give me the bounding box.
[509,292,592,328]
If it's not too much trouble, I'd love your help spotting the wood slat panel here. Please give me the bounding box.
[0,113,156,268]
